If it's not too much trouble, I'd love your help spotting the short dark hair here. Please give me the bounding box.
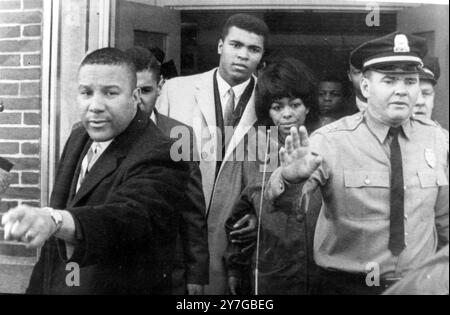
[221,14,269,48]
[125,46,161,79]
[319,73,350,98]
[256,57,319,129]
[79,47,137,88]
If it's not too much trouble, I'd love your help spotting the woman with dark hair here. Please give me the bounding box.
[224,58,321,295]
[255,57,319,135]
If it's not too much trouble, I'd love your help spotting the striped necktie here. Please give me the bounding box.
[76,144,99,192]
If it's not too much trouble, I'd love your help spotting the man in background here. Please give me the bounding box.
[346,62,368,112]
[126,46,209,295]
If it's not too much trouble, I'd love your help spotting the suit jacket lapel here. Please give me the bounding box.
[195,69,217,140]
[50,129,91,210]
[68,109,149,208]
[222,80,257,165]
[67,138,92,204]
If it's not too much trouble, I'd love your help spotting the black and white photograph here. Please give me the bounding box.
[0,0,448,299]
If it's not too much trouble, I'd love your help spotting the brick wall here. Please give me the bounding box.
[0,0,43,293]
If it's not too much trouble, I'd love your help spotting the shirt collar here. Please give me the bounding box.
[91,139,113,154]
[216,71,251,100]
[150,110,156,124]
[356,97,368,112]
[364,111,411,143]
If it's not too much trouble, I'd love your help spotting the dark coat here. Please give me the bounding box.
[153,110,209,290]
[224,136,322,295]
[27,109,190,294]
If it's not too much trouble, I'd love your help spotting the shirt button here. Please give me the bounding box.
[279,181,284,191]
[364,178,371,185]
[201,151,208,160]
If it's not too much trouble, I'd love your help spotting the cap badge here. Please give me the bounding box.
[393,34,410,53]
[424,148,436,169]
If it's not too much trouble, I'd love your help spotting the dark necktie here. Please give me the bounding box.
[223,88,235,127]
[388,127,405,256]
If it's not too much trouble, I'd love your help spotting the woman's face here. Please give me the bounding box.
[269,97,309,138]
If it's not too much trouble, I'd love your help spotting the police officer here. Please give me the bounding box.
[413,56,440,120]
[264,32,449,295]
[413,57,448,147]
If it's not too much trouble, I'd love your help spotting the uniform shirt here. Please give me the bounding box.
[266,111,449,278]
[384,245,449,295]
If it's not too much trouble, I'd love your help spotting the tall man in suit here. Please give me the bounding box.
[157,14,269,294]
[126,46,209,295]
[1,48,189,294]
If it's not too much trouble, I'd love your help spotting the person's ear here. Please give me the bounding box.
[132,87,141,107]
[305,107,310,115]
[157,75,165,97]
[218,38,224,55]
[361,76,370,99]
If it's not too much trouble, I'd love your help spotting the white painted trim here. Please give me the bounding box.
[41,0,60,207]
[99,0,112,47]
[109,0,117,47]
[150,0,423,11]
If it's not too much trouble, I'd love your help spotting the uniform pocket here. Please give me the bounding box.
[344,170,390,188]
[417,169,449,188]
[416,169,448,221]
[343,169,390,220]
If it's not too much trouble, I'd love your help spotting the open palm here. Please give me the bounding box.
[279,126,322,183]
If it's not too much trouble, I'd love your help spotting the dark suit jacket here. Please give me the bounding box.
[27,109,190,294]
[154,111,209,288]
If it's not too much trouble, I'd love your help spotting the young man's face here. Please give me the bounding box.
[137,69,160,115]
[318,81,344,112]
[218,26,264,86]
[362,71,420,126]
[413,80,435,119]
[77,64,139,142]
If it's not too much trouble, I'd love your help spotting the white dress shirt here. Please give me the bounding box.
[216,71,251,118]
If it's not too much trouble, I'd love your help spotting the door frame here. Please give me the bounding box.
[41,0,113,205]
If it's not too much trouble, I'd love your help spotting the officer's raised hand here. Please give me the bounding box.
[279,126,322,183]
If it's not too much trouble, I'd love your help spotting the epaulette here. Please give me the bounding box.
[411,114,439,127]
[316,112,364,134]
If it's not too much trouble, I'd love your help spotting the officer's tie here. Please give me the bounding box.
[388,127,406,256]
